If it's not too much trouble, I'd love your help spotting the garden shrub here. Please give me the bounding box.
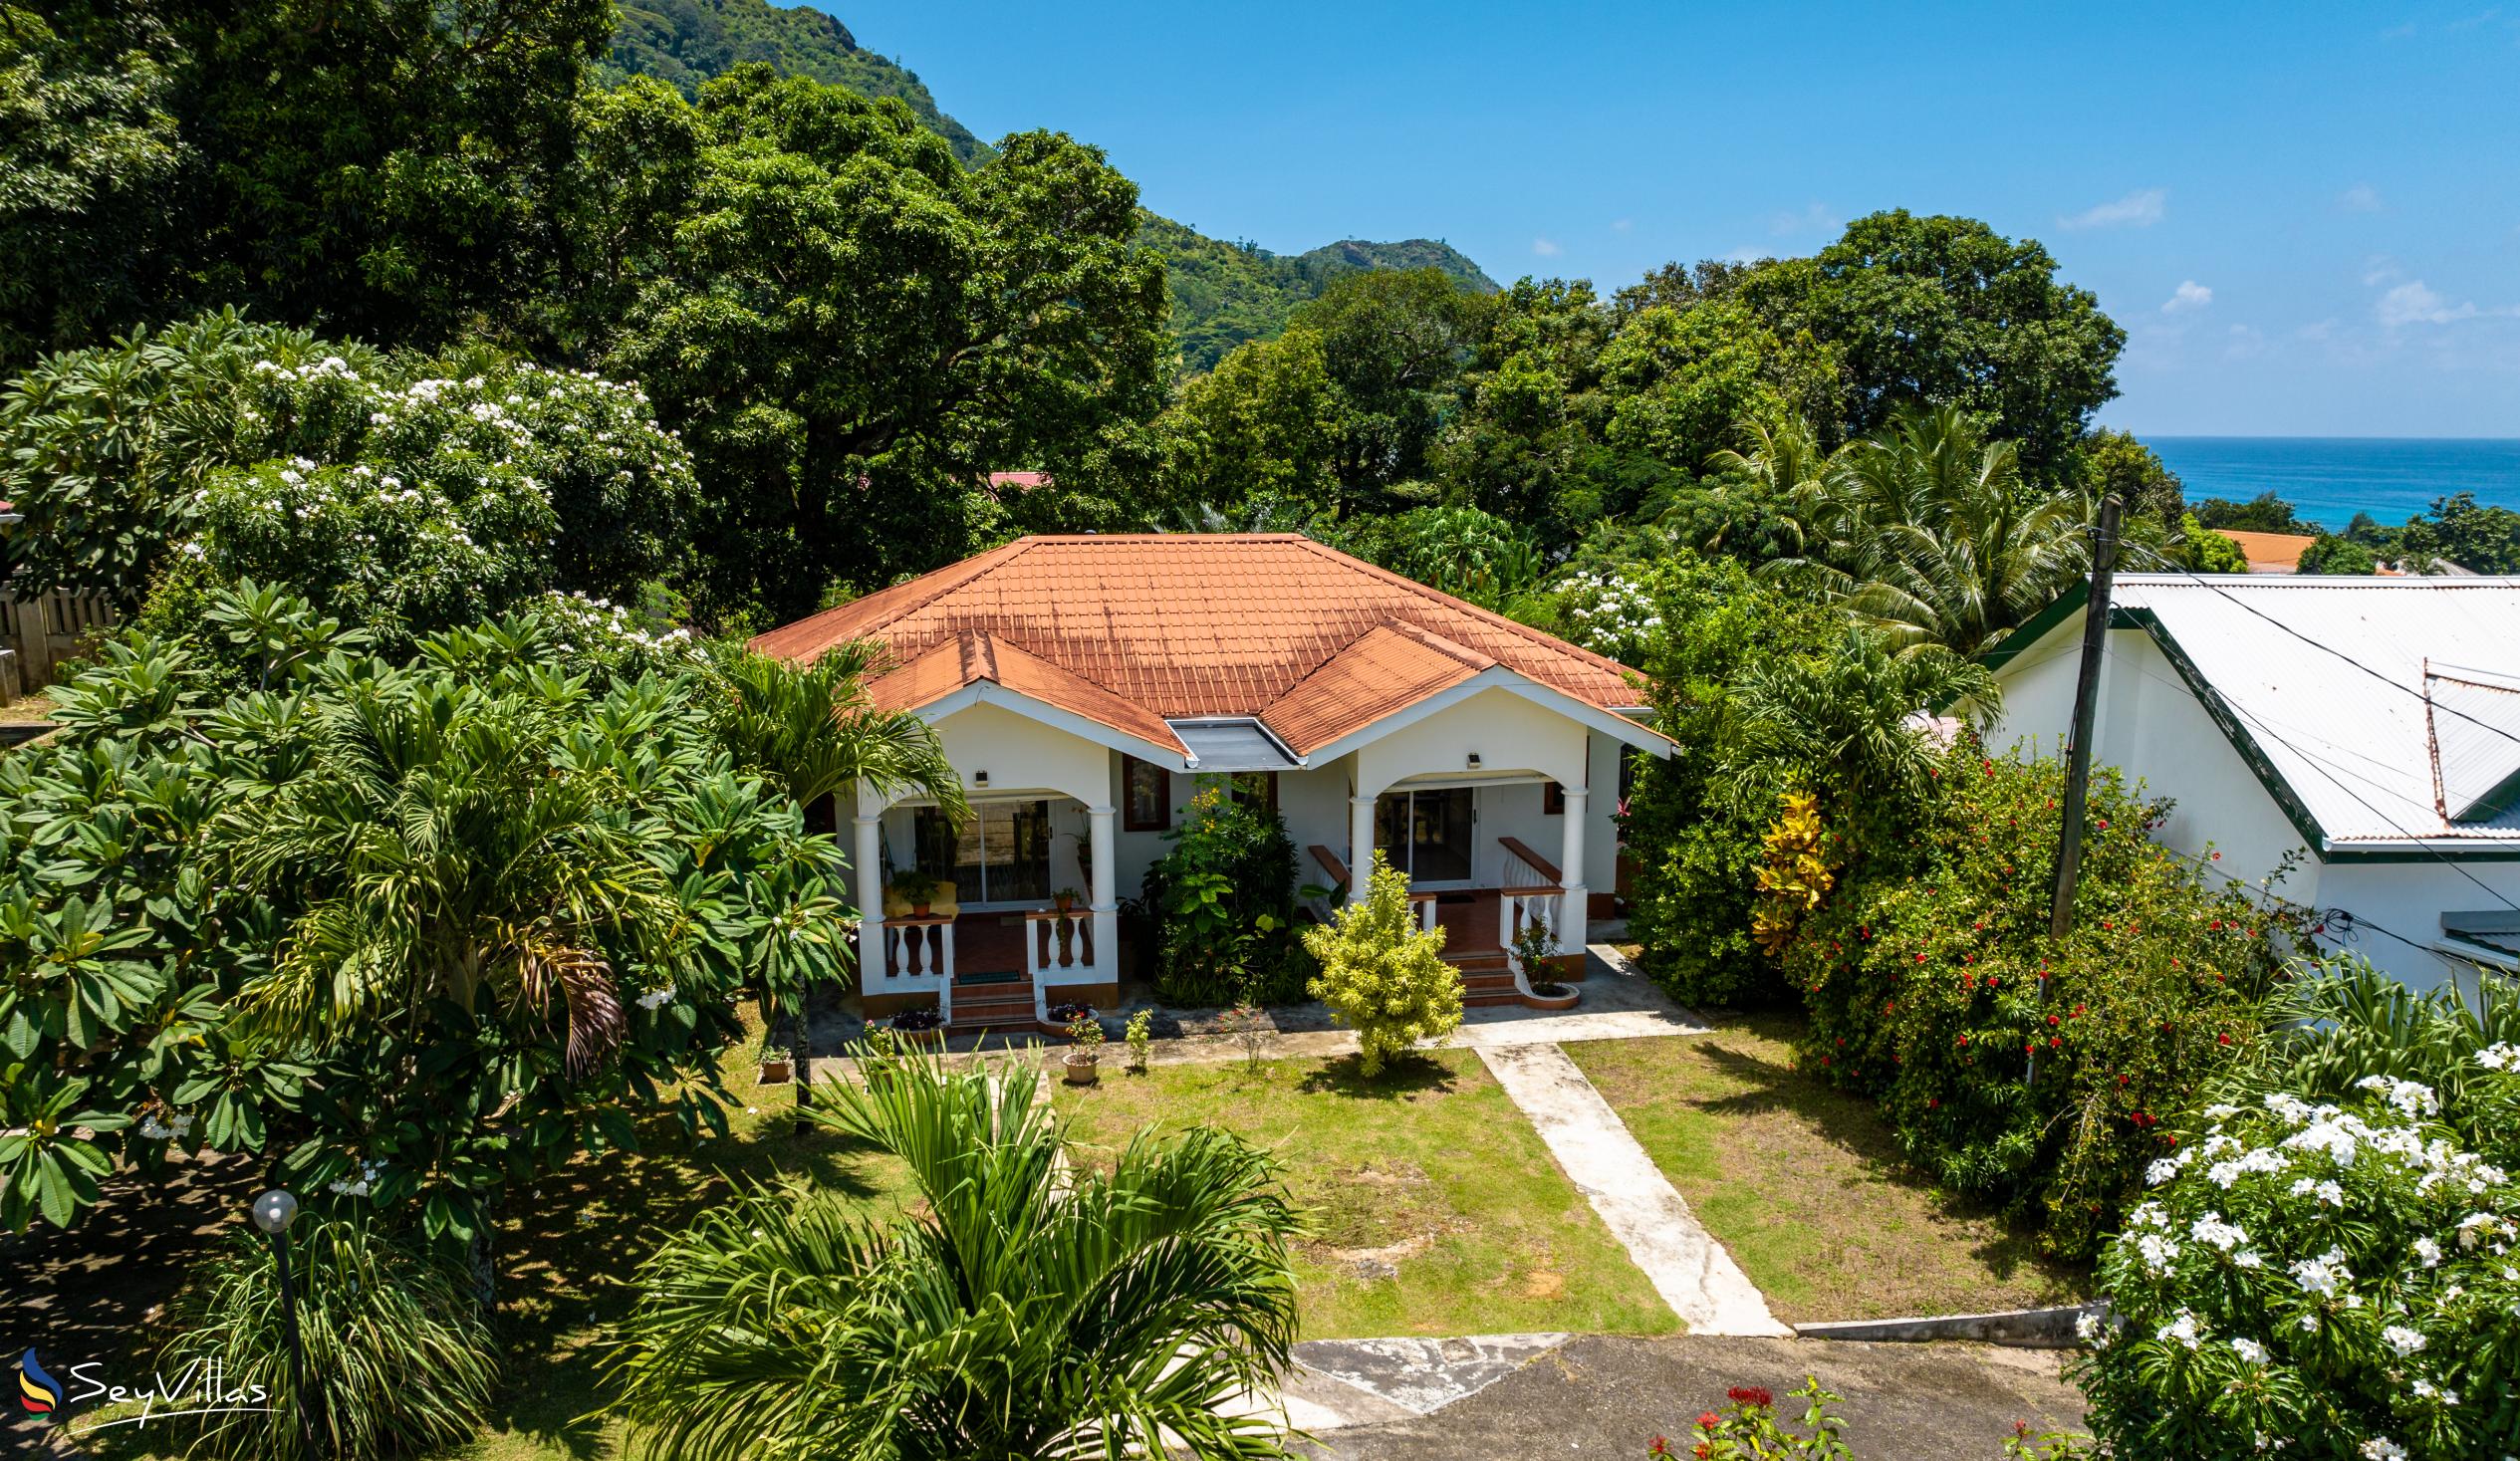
[1303,852,1461,1078]
[1777,740,2305,1258]
[161,1214,499,1460]
[1615,551,1837,1007]
[2073,1065,2520,1458]
[1137,786,1301,1006]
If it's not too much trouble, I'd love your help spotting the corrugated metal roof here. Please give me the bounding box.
[2109,575,2520,848]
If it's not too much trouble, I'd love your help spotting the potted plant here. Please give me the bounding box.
[758,1044,793,1086]
[890,867,940,917]
[1511,919,1578,1009]
[1052,885,1081,914]
[1062,1011,1103,1086]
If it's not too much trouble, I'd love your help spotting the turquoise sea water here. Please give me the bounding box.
[2145,437,2520,532]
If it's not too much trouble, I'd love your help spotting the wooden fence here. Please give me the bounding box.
[1,588,118,696]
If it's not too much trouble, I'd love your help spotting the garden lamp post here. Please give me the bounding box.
[250,1189,323,1452]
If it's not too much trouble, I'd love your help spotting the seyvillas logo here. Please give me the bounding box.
[16,1349,64,1416]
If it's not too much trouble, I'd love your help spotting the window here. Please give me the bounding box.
[1123,757,1169,831]
[913,799,1051,902]
[1374,786,1474,882]
[1227,771,1278,814]
[1543,781,1566,816]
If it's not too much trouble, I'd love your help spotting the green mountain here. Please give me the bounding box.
[602,0,1498,367]
[603,0,994,164]
[1139,216,1498,371]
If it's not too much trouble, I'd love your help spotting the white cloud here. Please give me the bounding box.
[1532,237,1562,257]
[2162,280,2214,314]
[2377,280,2478,326]
[2059,188,2166,230]
[2225,325,2267,360]
[1611,218,1634,233]
[1770,201,1839,237]
[2338,183,2383,213]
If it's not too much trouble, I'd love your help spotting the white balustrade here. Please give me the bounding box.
[882,915,956,983]
[1024,907,1097,980]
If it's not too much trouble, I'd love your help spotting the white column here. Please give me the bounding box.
[1088,804,1118,979]
[1349,795,1376,899]
[854,796,884,981]
[1558,786,1589,944]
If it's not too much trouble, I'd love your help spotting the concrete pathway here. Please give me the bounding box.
[1474,1041,1790,1338]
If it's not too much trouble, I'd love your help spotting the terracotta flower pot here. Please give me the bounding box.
[758,1058,793,1085]
[1063,1052,1100,1086]
[911,900,932,917]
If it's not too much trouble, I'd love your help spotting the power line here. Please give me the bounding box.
[2116,540,2520,752]
[2094,639,2520,921]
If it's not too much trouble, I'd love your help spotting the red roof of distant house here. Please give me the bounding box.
[753,534,1654,756]
[985,471,1051,491]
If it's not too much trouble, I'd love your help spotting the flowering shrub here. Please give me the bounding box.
[2073,1066,2520,1459]
[1778,741,2304,1257]
[1551,566,1665,661]
[1646,1378,2087,1458]
[172,358,697,647]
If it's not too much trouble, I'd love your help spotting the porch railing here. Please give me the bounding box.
[1023,907,1098,980]
[882,913,956,983]
[1495,837,1565,979]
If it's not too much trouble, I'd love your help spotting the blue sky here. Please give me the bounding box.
[829,2,2520,438]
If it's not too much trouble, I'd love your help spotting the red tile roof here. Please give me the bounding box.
[753,534,1651,753]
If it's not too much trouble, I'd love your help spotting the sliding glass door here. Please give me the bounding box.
[913,799,1052,902]
[1374,786,1474,883]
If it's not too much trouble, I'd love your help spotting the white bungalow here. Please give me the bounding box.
[753,534,1669,1031]
[1979,574,2520,996]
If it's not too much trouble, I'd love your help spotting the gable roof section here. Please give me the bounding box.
[759,535,1658,759]
[868,630,1187,757]
[1262,622,1494,754]
[1986,575,2520,857]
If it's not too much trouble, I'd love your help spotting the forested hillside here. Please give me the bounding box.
[1140,214,1497,370]
[602,0,1496,367]
[604,0,995,163]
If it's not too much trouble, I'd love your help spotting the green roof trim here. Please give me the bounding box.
[1975,585,2090,673]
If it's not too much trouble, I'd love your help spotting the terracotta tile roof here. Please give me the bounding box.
[1262,623,1492,753]
[867,630,1186,755]
[2215,529,2320,574]
[755,535,1651,748]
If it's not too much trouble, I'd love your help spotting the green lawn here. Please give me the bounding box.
[1050,1047,1675,1340]
[1564,1020,2086,1325]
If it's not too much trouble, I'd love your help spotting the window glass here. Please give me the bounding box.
[1372,787,1474,881]
[911,799,1051,901]
[1124,757,1169,831]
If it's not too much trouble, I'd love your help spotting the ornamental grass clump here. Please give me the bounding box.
[1774,740,2306,1257]
[2072,1060,2520,1460]
[1303,852,1460,1078]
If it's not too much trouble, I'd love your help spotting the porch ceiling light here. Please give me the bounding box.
[1466,753,1481,769]
[973,770,989,787]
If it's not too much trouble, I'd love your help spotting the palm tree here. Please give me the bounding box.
[1760,404,2093,656]
[708,642,966,1125]
[607,1047,1305,1460]
[1732,625,1998,816]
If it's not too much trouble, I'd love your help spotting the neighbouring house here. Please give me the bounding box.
[2214,529,2320,574]
[753,533,1669,1030]
[1978,574,2520,996]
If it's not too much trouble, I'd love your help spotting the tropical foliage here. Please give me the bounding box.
[2074,1068,2519,1459]
[1303,852,1462,1079]
[1777,743,2306,1258]
[606,1044,1304,1459]
[159,1214,500,1461]
[0,585,854,1240]
[1138,786,1306,1006]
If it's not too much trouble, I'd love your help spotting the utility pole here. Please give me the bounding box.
[2031,495,2122,1089]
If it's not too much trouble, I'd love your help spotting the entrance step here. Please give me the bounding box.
[950,977,1037,1032]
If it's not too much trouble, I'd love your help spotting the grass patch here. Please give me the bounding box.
[1051,1047,1674,1339]
[1564,1018,2086,1325]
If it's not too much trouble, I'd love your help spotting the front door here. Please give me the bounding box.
[1374,786,1474,883]
[914,799,1052,903]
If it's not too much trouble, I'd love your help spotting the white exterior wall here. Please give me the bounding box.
[1986,623,2520,998]
[1986,626,2320,900]
[1353,688,1590,798]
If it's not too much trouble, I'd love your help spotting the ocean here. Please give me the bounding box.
[2144,437,2520,533]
